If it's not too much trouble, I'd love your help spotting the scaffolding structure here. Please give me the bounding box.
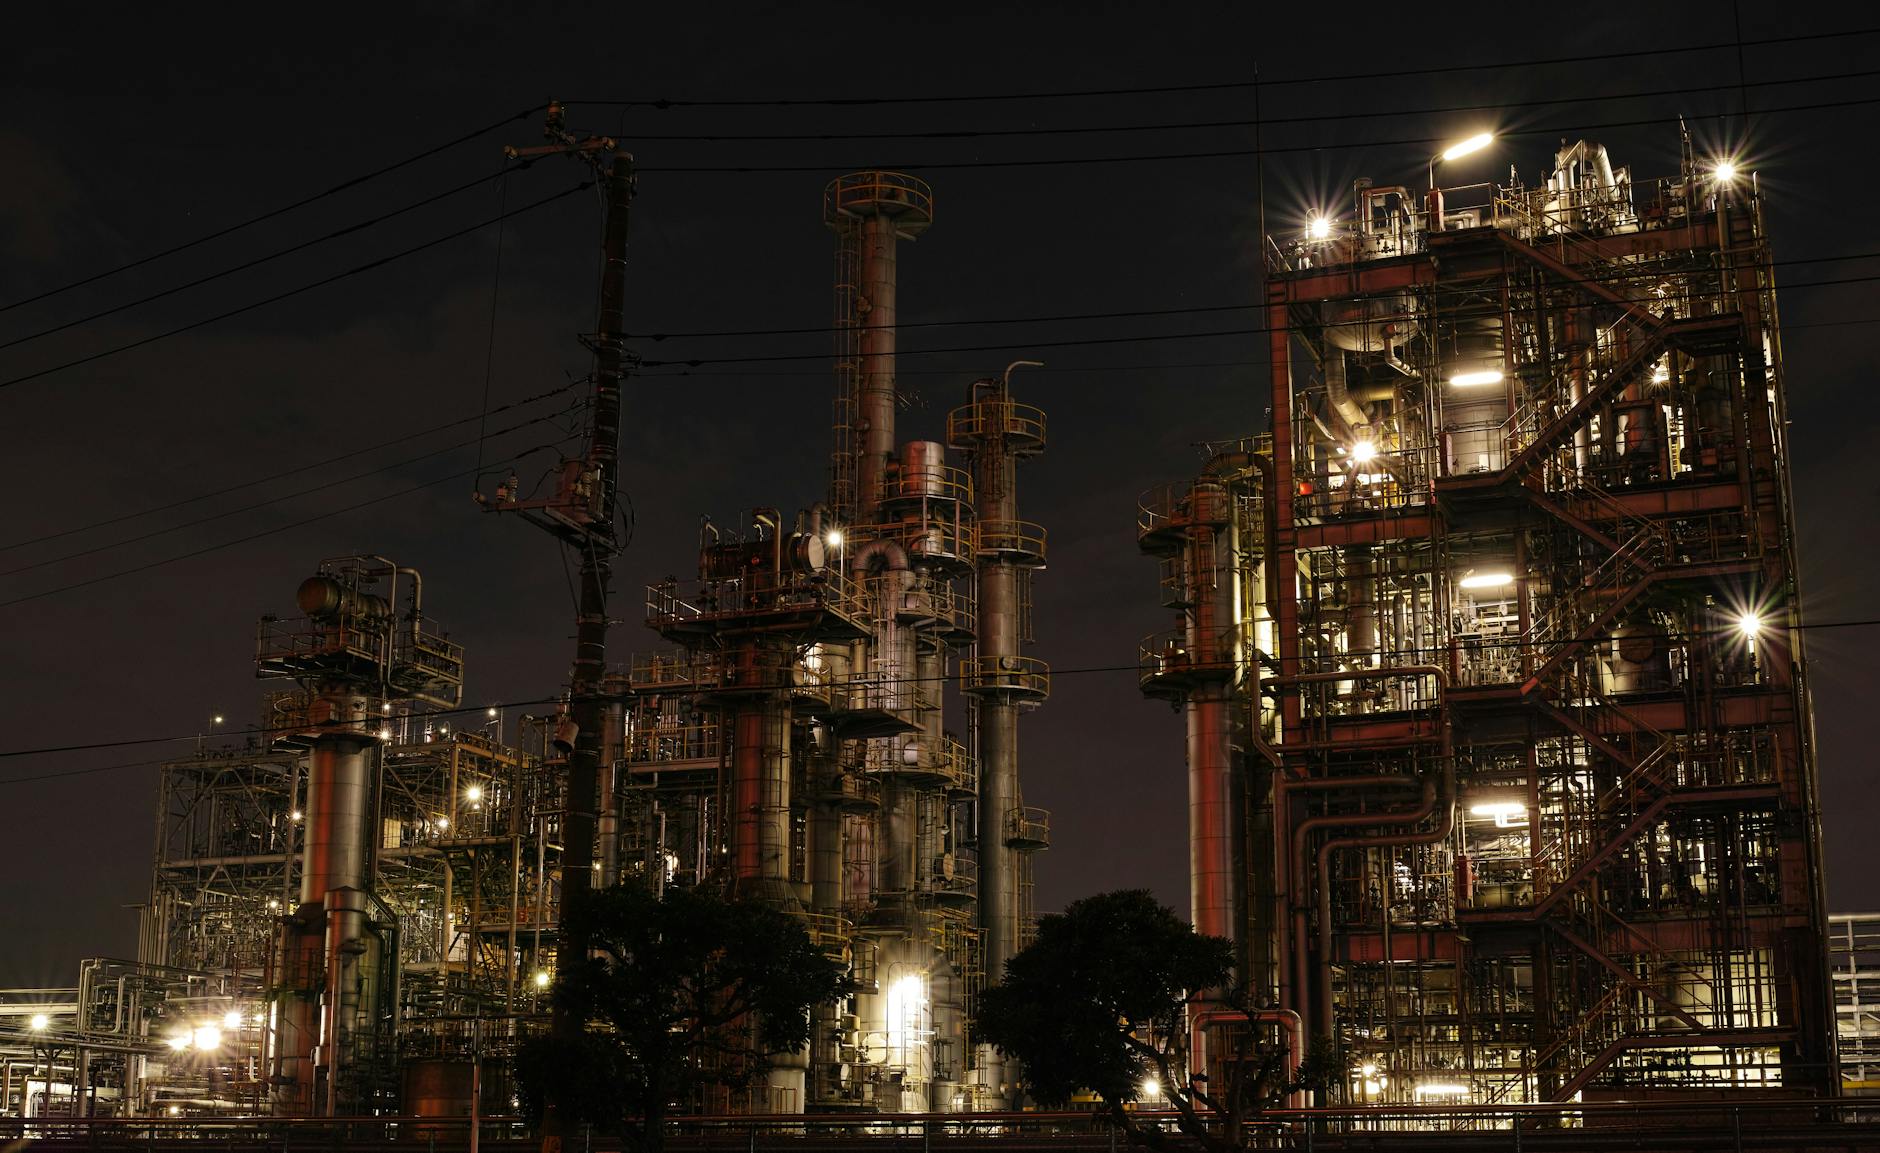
[1145,134,1835,1111]
[1832,913,1880,1095]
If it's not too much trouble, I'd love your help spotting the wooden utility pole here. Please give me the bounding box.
[487,103,635,1151]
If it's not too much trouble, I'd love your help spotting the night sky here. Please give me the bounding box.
[3,5,1875,989]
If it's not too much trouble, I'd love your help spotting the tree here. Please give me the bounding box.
[975,889,1326,1152]
[514,882,850,1153]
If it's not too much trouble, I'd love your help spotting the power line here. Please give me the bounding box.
[0,383,575,554]
[630,249,1880,344]
[630,95,1880,174]
[0,164,525,354]
[0,438,570,611]
[566,25,1880,109]
[3,615,1877,773]
[632,269,1880,370]
[0,180,593,393]
[0,106,545,316]
[605,68,1880,143]
[635,309,1880,381]
[0,405,575,579]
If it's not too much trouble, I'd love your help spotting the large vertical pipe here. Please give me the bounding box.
[275,686,372,1114]
[731,651,792,894]
[857,214,898,523]
[973,420,1021,1107]
[1184,481,1244,946]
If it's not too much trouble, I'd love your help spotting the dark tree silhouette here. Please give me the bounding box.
[976,889,1333,1152]
[515,882,849,1153]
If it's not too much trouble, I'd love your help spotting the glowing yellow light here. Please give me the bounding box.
[1307,217,1332,240]
[1470,800,1528,828]
[1459,571,1514,590]
[289,810,302,822]
[534,970,551,988]
[211,715,224,725]
[466,785,483,803]
[1737,612,1763,638]
[1415,1081,1471,1097]
[166,1032,191,1051]
[1349,441,1377,465]
[222,1010,243,1030]
[29,1013,49,1032]
[825,529,843,549]
[1714,160,1738,183]
[167,1105,181,1116]
[435,817,449,830]
[1141,1077,1160,1098]
[885,973,927,1065]
[1441,133,1494,162]
[1448,370,1503,387]
[487,707,499,718]
[1358,1062,1378,1077]
[192,1025,222,1051]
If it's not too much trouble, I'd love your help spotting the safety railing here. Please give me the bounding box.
[822,170,934,224]
[1005,806,1051,849]
[1291,443,1433,522]
[975,518,1047,563]
[960,654,1051,700]
[946,397,1047,448]
[885,462,976,508]
[1138,628,1239,695]
[9,1096,1875,1148]
[644,569,870,630]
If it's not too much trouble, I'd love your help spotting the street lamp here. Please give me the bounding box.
[1430,132,1494,188]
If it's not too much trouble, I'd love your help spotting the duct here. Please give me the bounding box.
[1323,348,1368,431]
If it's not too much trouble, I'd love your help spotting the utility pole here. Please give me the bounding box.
[484,103,635,1151]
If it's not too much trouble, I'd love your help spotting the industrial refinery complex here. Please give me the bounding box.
[0,113,1865,1145]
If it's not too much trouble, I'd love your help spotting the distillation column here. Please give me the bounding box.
[950,369,1050,1107]
[826,171,933,526]
[257,559,462,1115]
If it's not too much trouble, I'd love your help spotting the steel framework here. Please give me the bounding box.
[1146,135,1835,1109]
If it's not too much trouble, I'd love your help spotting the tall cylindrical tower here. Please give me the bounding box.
[825,172,933,524]
[256,558,463,1116]
[950,369,1050,1108]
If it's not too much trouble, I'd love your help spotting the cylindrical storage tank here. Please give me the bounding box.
[896,441,948,500]
[295,575,390,622]
[403,1058,475,1125]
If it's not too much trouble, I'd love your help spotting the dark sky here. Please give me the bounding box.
[2,5,1874,989]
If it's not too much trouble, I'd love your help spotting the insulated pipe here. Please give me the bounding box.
[597,698,624,887]
[1324,348,1368,432]
[857,215,898,522]
[320,886,370,1117]
[1183,479,1244,947]
[731,647,792,894]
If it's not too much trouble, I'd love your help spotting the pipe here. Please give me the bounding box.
[1190,1008,1305,1109]
[1312,763,1456,1037]
[1324,348,1368,431]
